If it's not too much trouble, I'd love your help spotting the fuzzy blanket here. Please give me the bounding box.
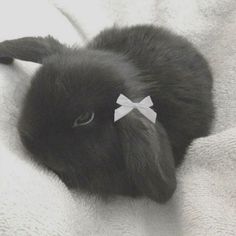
[0,0,236,235]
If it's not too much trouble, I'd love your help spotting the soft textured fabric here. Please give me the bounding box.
[0,0,236,235]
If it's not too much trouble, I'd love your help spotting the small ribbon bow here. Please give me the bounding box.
[114,94,157,123]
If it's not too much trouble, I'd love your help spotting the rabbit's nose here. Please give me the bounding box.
[19,129,39,154]
[41,155,66,172]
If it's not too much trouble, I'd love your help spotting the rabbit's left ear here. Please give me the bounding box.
[118,113,176,203]
[0,36,65,64]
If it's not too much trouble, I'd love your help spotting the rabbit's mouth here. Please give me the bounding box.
[52,168,80,188]
[53,170,74,187]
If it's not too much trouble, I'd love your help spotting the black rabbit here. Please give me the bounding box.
[0,25,214,203]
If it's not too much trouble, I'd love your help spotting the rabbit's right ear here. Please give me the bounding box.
[118,113,176,203]
[0,36,65,64]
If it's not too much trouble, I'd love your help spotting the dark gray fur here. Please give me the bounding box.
[0,25,214,203]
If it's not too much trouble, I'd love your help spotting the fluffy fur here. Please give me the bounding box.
[0,25,214,203]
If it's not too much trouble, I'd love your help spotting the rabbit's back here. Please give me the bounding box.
[88,25,214,165]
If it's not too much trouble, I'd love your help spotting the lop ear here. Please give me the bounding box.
[0,36,65,64]
[118,113,176,203]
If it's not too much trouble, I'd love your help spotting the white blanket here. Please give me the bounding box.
[0,0,236,235]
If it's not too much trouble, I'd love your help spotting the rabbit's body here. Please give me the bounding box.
[88,25,214,165]
[0,25,214,203]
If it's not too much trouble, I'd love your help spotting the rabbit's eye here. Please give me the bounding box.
[73,112,95,127]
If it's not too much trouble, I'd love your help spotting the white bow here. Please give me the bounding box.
[114,94,157,123]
